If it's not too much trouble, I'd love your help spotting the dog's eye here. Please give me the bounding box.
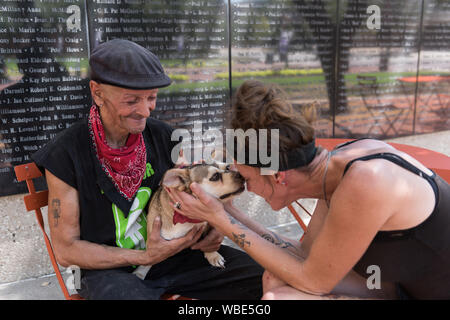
[210,172,221,182]
[225,165,231,172]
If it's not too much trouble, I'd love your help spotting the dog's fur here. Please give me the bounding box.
[133,162,245,280]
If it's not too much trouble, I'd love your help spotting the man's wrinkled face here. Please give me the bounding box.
[92,81,158,134]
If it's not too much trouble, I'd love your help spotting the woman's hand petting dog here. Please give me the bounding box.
[140,215,205,265]
[166,183,225,252]
[166,182,225,224]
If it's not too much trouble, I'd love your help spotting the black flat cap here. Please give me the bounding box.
[89,39,172,90]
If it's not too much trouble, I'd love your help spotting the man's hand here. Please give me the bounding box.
[190,227,224,252]
[141,216,204,265]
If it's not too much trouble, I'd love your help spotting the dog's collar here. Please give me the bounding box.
[219,185,245,200]
[173,210,203,225]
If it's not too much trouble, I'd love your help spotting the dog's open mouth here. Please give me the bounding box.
[219,185,245,200]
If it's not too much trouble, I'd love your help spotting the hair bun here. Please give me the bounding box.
[231,80,315,151]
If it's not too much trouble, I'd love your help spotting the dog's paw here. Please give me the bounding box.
[204,251,226,268]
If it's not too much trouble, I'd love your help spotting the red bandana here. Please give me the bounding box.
[88,105,147,201]
[173,211,203,225]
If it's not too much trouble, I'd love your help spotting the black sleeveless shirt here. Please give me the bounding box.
[32,117,179,250]
[335,139,450,299]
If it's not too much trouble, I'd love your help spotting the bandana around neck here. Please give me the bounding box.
[88,105,147,201]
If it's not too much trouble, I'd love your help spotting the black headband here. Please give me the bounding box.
[280,138,317,171]
[227,137,317,172]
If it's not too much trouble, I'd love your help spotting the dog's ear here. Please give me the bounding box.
[162,168,190,189]
[210,146,229,164]
[175,148,190,168]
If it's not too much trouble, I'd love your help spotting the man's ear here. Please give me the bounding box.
[162,168,190,188]
[89,80,104,107]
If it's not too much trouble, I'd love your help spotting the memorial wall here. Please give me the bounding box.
[0,0,91,195]
[1,0,449,196]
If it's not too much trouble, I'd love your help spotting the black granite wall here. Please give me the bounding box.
[1,0,449,195]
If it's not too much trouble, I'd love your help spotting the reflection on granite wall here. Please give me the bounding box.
[0,0,90,195]
[1,0,449,196]
[416,0,450,134]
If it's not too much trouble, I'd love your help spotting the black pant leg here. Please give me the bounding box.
[78,267,165,300]
[149,245,264,300]
[78,245,264,300]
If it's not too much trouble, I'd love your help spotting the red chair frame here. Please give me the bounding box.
[14,162,190,300]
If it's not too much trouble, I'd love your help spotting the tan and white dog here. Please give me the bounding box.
[133,162,245,280]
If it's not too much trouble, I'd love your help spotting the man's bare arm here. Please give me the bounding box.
[46,170,203,269]
[46,169,148,269]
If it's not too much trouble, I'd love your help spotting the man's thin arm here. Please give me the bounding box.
[46,170,146,269]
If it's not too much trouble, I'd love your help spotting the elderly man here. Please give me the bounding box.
[32,39,263,300]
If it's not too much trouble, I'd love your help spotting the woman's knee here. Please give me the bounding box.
[261,285,310,300]
[262,270,287,293]
[262,285,325,300]
[262,270,272,293]
[261,290,277,300]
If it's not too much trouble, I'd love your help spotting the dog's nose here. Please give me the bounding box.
[233,171,245,184]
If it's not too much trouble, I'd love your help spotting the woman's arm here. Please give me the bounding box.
[299,165,395,293]
[223,200,304,258]
[46,170,203,269]
[169,164,396,296]
[168,183,324,294]
[174,190,323,294]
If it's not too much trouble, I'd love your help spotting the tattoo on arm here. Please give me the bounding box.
[51,199,61,227]
[261,232,295,249]
[232,232,251,249]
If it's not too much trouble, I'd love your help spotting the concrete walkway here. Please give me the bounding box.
[0,273,66,300]
[1,130,448,300]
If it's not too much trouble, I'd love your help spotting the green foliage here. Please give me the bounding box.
[168,74,189,81]
[214,68,324,79]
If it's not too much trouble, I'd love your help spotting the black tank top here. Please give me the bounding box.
[335,139,450,299]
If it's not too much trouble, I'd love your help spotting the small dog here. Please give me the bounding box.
[133,162,245,280]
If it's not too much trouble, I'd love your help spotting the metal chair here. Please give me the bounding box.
[287,201,311,242]
[14,162,191,300]
[357,75,404,137]
[14,162,83,300]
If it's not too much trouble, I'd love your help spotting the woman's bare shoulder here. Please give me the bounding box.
[330,159,400,225]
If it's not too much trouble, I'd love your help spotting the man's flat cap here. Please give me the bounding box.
[89,39,172,90]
